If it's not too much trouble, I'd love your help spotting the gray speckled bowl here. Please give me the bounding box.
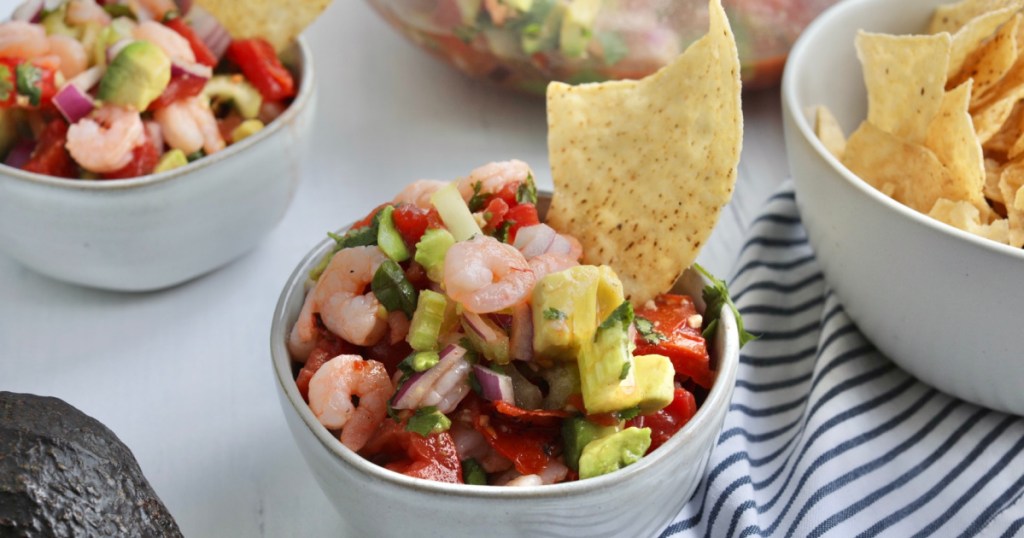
[270,193,740,537]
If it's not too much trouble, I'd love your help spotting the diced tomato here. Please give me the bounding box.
[634,294,715,389]
[627,388,698,452]
[11,59,57,108]
[503,203,539,243]
[0,58,18,107]
[493,400,569,428]
[467,396,559,475]
[21,120,76,178]
[482,197,509,230]
[226,38,296,101]
[101,129,161,179]
[492,180,521,207]
[361,419,463,483]
[363,338,412,377]
[352,203,388,230]
[164,17,218,67]
[148,73,207,110]
[392,204,430,245]
[425,207,445,230]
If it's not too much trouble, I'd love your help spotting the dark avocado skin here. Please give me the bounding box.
[0,392,182,537]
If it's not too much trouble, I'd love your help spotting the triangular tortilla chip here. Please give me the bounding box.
[195,0,332,52]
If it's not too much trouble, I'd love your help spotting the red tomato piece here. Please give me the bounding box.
[482,197,509,230]
[226,38,296,101]
[392,204,430,245]
[634,294,714,389]
[469,398,558,475]
[492,180,520,207]
[12,59,57,108]
[425,207,445,230]
[352,203,388,230]
[148,73,207,110]
[503,203,539,243]
[164,17,218,67]
[361,419,463,484]
[21,120,76,178]
[493,400,569,428]
[627,388,697,453]
[101,129,161,179]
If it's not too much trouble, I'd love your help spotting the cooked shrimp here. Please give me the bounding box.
[47,35,87,79]
[0,21,49,59]
[393,179,446,210]
[66,105,145,173]
[133,0,177,20]
[133,20,194,63]
[444,235,536,313]
[154,97,226,156]
[308,354,393,452]
[289,246,389,359]
[528,253,579,281]
[457,160,532,201]
[67,0,112,25]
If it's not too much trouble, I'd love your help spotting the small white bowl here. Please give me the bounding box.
[270,195,740,537]
[0,39,317,292]
[783,0,1024,414]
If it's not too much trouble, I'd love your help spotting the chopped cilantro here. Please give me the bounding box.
[15,63,41,106]
[462,459,487,485]
[103,3,136,18]
[543,307,567,321]
[186,149,205,162]
[0,65,12,101]
[619,361,631,380]
[468,181,488,212]
[516,174,538,204]
[634,316,666,345]
[405,406,451,437]
[493,220,513,243]
[598,301,634,333]
[694,263,757,347]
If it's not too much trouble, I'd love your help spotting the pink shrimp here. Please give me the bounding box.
[443,235,536,313]
[307,354,393,452]
[457,160,533,201]
[47,35,88,79]
[289,246,389,359]
[66,105,145,173]
[132,0,177,20]
[0,21,49,59]
[528,253,580,281]
[66,0,112,25]
[153,97,225,156]
[133,20,194,63]
[393,179,446,210]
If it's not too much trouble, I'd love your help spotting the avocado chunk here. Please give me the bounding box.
[578,301,642,414]
[414,228,455,283]
[98,40,170,111]
[201,75,263,119]
[532,265,599,362]
[562,416,621,472]
[376,205,411,262]
[0,392,182,537]
[153,149,188,173]
[633,354,675,414]
[559,0,601,57]
[230,119,265,143]
[578,426,652,479]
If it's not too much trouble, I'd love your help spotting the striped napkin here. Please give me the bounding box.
[664,186,1024,538]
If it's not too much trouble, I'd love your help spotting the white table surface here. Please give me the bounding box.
[0,1,790,535]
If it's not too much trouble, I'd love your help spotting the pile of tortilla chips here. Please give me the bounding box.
[546,0,743,305]
[816,0,1024,248]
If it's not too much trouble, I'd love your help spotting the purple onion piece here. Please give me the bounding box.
[472,365,515,404]
[392,345,471,413]
[53,84,95,124]
[513,224,556,258]
[4,140,35,169]
[187,6,231,60]
[171,60,212,80]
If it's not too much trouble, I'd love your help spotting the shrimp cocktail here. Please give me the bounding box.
[0,0,328,179]
[285,0,750,487]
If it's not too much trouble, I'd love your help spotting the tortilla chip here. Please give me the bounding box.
[842,122,961,214]
[949,12,1020,102]
[928,0,1024,34]
[982,100,1024,156]
[947,6,1021,81]
[814,106,846,159]
[924,80,990,213]
[998,160,1024,246]
[194,0,332,52]
[929,198,1011,243]
[985,157,1007,202]
[545,0,741,304]
[856,31,951,144]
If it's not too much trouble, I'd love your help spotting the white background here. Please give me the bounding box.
[0,1,789,535]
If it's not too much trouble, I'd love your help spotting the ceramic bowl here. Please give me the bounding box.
[270,194,740,537]
[782,0,1024,415]
[0,39,317,292]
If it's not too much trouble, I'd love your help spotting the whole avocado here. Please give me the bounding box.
[0,392,182,537]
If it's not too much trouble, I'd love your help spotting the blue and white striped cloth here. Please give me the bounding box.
[665,186,1024,538]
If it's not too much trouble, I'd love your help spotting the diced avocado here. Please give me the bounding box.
[540,362,581,409]
[578,301,641,414]
[98,40,170,111]
[562,416,621,472]
[41,6,78,38]
[456,0,483,24]
[461,312,510,364]
[407,289,449,351]
[377,205,411,262]
[633,354,675,414]
[230,119,264,143]
[578,427,651,479]
[201,75,263,119]
[595,265,626,327]
[518,0,563,55]
[153,149,188,173]
[559,0,600,58]
[501,0,533,11]
[531,265,600,363]
[414,228,455,283]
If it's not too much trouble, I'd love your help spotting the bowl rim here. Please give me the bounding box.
[270,199,741,498]
[781,0,1024,262]
[0,37,315,192]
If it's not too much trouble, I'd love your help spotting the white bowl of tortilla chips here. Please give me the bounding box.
[783,0,1024,414]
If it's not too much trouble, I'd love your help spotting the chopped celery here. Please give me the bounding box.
[461,313,511,364]
[410,350,440,372]
[407,290,448,351]
[405,407,451,437]
[414,228,455,283]
[430,182,481,241]
[376,205,411,262]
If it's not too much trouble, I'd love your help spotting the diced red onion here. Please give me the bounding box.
[67,65,104,91]
[53,83,95,124]
[171,60,212,80]
[509,302,534,362]
[187,6,231,60]
[107,38,132,63]
[464,312,502,345]
[392,344,472,413]
[175,0,192,15]
[473,365,514,404]
[513,224,556,258]
[4,140,35,168]
[11,0,43,22]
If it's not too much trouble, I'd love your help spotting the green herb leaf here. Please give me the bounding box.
[15,63,42,107]
[543,307,567,321]
[310,215,383,281]
[619,361,631,380]
[694,263,757,347]
[598,301,634,333]
[185,149,205,162]
[634,316,666,345]
[0,65,13,101]
[493,220,513,243]
[614,406,641,421]
[596,31,629,66]
[468,181,488,212]
[405,406,451,437]
[372,259,418,319]
[462,459,488,485]
[103,3,136,18]
[516,174,538,204]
